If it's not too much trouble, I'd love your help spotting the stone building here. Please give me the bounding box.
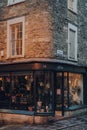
[0,0,87,124]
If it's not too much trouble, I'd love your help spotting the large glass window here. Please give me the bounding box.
[0,73,34,111]
[69,73,83,106]
[35,71,54,113]
[0,71,54,114]
[11,73,34,111]
[0,75,11,109]
[56,72,83,112]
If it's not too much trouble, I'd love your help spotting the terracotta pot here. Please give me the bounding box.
[28,106,33,111]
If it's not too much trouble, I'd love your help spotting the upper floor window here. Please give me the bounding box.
[8,0,25,5]
[7,17,25,58]
[68,0,77,13]
[68,23,77,61]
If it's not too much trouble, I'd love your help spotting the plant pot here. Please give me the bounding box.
[28,106,33,111]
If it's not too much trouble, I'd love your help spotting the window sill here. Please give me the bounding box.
[68,58,78,62]
[7,55,24,59]
[0,109,34,115]
[0,109,54,116]
[65,105,87,111]
[35,112,54,116]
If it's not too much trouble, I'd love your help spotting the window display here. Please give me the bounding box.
[11,73,34,110]
[0,71,54,113]
[0,71,84,115]
[0,73,34,110]
[69,73,83,106]
[35,71,54,113]
[55,72,83,111]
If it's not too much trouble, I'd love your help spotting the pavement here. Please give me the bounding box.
[0,114,87,130]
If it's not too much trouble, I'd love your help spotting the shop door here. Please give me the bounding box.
[55,72,64,116]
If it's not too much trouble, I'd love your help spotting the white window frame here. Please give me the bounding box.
[8,0,25,6]
[68,0,77,13]
[68,23,77,61]
[7,16,25,58]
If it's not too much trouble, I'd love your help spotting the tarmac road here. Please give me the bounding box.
[0,114,87,130]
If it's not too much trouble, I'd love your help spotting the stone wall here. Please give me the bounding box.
[77,0,87,65]
[49,0,87,66]
[0,0,53,62]
[0,113,49,124]
[0,0,87,66]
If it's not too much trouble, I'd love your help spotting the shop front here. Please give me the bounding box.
[0,61,86,124]
[55,72,85,116]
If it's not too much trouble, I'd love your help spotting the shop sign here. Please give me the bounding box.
[57,65,64,70]
[57,50,63,56]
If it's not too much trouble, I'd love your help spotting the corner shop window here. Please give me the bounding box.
[56,72,83,110]
[0,71,54,114]
[69,73,83,106]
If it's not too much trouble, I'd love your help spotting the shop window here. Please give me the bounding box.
[7,17,25,58]
[8,0,25,5]
[68,23,77,61]
[11,73,34,111]
[55,72,83,112]
[0,71,54,114]
[35,71,54,113]
[0,75,11,109]
[69,73,83,106]
[68,0,77,13]
[0,73,34,111]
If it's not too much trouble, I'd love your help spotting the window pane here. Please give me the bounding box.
[69,73,83,106]
[0,75,11,109]
[69,29,76,59]
[35,71,54,113]
[16,40,22,55]
[11,73,34,111]
[10,23,22,56]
